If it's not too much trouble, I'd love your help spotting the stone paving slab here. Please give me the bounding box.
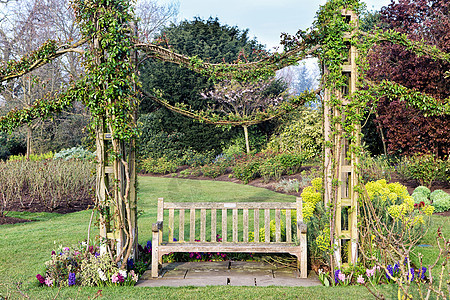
[136,262,321,287]
[137,276,229,287]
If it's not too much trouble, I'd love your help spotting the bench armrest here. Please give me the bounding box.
[297,221,307,234]
[152,221,163,232]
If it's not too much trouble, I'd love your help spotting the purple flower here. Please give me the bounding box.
[393,263,399,273]
[94,252,100,257]
[420,267,427,280]
[146,241,152,249]
[386,265,393,280]
[36,274,45,284]
[127,258,134,269]
[334,269,341,284]
[408,268,415,281]
[63,247,70,252]
[51,251,56,255]
[117,272,125,283]
[68,272,76,286]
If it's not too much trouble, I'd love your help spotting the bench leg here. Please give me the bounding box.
[152,232,159,278]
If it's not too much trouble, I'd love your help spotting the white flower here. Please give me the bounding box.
[119,269,127,279]
[98,268,107,281]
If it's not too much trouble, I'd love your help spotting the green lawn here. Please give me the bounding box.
[0,176,447,299]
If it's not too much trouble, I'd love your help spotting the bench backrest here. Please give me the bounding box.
[157,197,303,244]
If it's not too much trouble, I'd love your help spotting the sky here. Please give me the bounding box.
[163,0,392,51]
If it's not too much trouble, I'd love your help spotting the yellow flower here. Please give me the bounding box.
[422,205,434,216]
[311,177,323,191]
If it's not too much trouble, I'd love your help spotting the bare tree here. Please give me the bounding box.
[135,0,179,42]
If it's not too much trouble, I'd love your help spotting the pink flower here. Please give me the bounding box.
[36,274,45,284]
[366,266,375,277]
[338,272,346,282]
[357,275,365,284]
[45,277,53,287]
[111,273,119,283]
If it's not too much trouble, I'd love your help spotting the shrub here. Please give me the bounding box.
[53,146,95,161]
[200,163,227,178]
[266,108,322,158]
[180,148,215,167]
[231,155,263,184]
[259,157,284,182]
[222,143,243,160]
[359,153,394,184]
[275,179,300,193]
[141,156,177,174]
[430,190,450,213]
[396,154,442,188]
[0,159,94,212]
[411,192,430,206]
[9,151,54,162]
[413,186,431,198]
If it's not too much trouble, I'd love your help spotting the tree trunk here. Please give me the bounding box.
[243,125,250,154]
[26,125,32,159]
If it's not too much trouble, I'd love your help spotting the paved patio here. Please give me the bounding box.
[137,261,321,287]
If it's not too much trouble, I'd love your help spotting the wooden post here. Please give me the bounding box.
[323,9,360,267]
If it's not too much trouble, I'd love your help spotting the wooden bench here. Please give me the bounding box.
[151,197,308,278]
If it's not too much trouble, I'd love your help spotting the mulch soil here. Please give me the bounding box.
[2,166,449,225]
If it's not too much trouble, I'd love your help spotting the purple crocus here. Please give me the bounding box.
[68,272,76,286]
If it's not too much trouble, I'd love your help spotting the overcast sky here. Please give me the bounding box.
[163,0,392,50]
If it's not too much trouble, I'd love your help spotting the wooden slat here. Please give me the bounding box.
[286,209,292,243]
[222,208,227,242]
[243,209,249,242]
[232,209,238,242]
[179,209,184,242]
[158,243,299,255]
[164,202,296,210]
[265,208,270,243]
[168,208,174,242]
[200,209,206,242]
[275,209,281,242]
[211,209,216,242]
[190,209,195,242]
[254,209,260,242]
